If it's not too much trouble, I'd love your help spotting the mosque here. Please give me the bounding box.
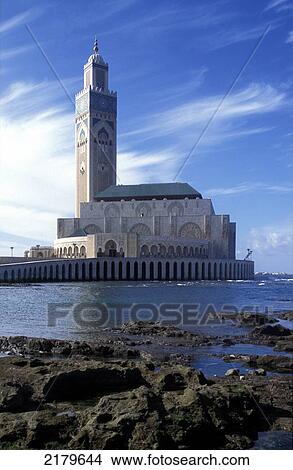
[0,40,253,282]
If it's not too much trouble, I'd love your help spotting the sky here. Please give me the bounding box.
[0,0,292,272]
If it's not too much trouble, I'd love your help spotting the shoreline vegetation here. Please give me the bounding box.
[0,314,292,450]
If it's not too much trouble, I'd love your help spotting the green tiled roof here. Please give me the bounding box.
[95,183,202,201]
[68,228,87,237]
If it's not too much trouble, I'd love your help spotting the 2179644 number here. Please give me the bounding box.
[44,453,102,466]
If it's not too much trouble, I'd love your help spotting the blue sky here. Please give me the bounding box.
[0,0,292,272]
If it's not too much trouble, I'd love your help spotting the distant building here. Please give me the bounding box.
[24,245,54,259]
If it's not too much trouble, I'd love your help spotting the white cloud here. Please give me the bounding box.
[118,149,179,185]
[248,222,293,256]
[0,80,76,247]
[205,182,293,197]
[286,31,293,44]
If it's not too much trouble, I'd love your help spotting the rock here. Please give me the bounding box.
[274,311,293,321]
[0,382,32,412]
[121,321,198,340]
[254,356,293,373]
[274,336,293,352]
[248,369,266,377]
[70,386,169,450]
[223,338,234,346]
[222,353,292,374]
[0,335,292,450]
[225,369,240,377]
[240,313,277,326]
[41,364,146,402]
[0,335,140,360]
[162,383,259,449]
[29,359,45,368]
[251,324,292,337]
[156,366,207,391]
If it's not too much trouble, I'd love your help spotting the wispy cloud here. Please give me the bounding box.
[0,44,35,60]
[148,68,209,104]
[121,83,286,145]
[0,231,51,257]
[265,0,293,12]
[205,182,293,197]
[100,3,230,37]
[206,24,273,50]
[286,31,293,43]
[0,8,41,34]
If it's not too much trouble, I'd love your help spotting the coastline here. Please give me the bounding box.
[0,316,292,450]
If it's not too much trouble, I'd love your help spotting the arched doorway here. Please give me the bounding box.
[158,262,162,280]
[105,240,117,257]
[142,261,146,280]
[150,262,154,280]
[118,261,123,280]
[173,262,177,281]
[111,261,115,280]
[188,262,192,280]
[166,261,170,280]
[104,261,108,280]
[134,261,138,280]
[80,246,86,258]
[89,262,93,281]
[181,262,185,280]
[208,262,211,280]
[126,261,130,280]
[201,262,205,280]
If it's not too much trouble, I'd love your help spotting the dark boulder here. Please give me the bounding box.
[251,324,291,337]
[42,365,146,401]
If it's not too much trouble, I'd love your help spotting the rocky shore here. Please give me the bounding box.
[0,319,292,450]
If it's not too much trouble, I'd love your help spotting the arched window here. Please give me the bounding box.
[98,128,109,146]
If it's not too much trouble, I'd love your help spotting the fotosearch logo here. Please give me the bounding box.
[47,302,273,329]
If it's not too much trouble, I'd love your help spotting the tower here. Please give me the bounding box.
[75,38,117,217]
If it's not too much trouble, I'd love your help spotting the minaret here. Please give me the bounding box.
[75,38,117,217]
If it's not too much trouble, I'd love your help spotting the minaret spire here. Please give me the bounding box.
[93,36,99,54]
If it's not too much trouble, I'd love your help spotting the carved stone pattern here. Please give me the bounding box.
[154,216,160,236]
[135,202,151,217]
[129,223,151,236]
[104,204,120,218]
[170,216,177,236]
[167,201,184,216]
[121,217,127,233]
[178,223,202,239]
[204,216,211,238]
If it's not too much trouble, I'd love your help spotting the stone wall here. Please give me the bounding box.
[0,258,254,282]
